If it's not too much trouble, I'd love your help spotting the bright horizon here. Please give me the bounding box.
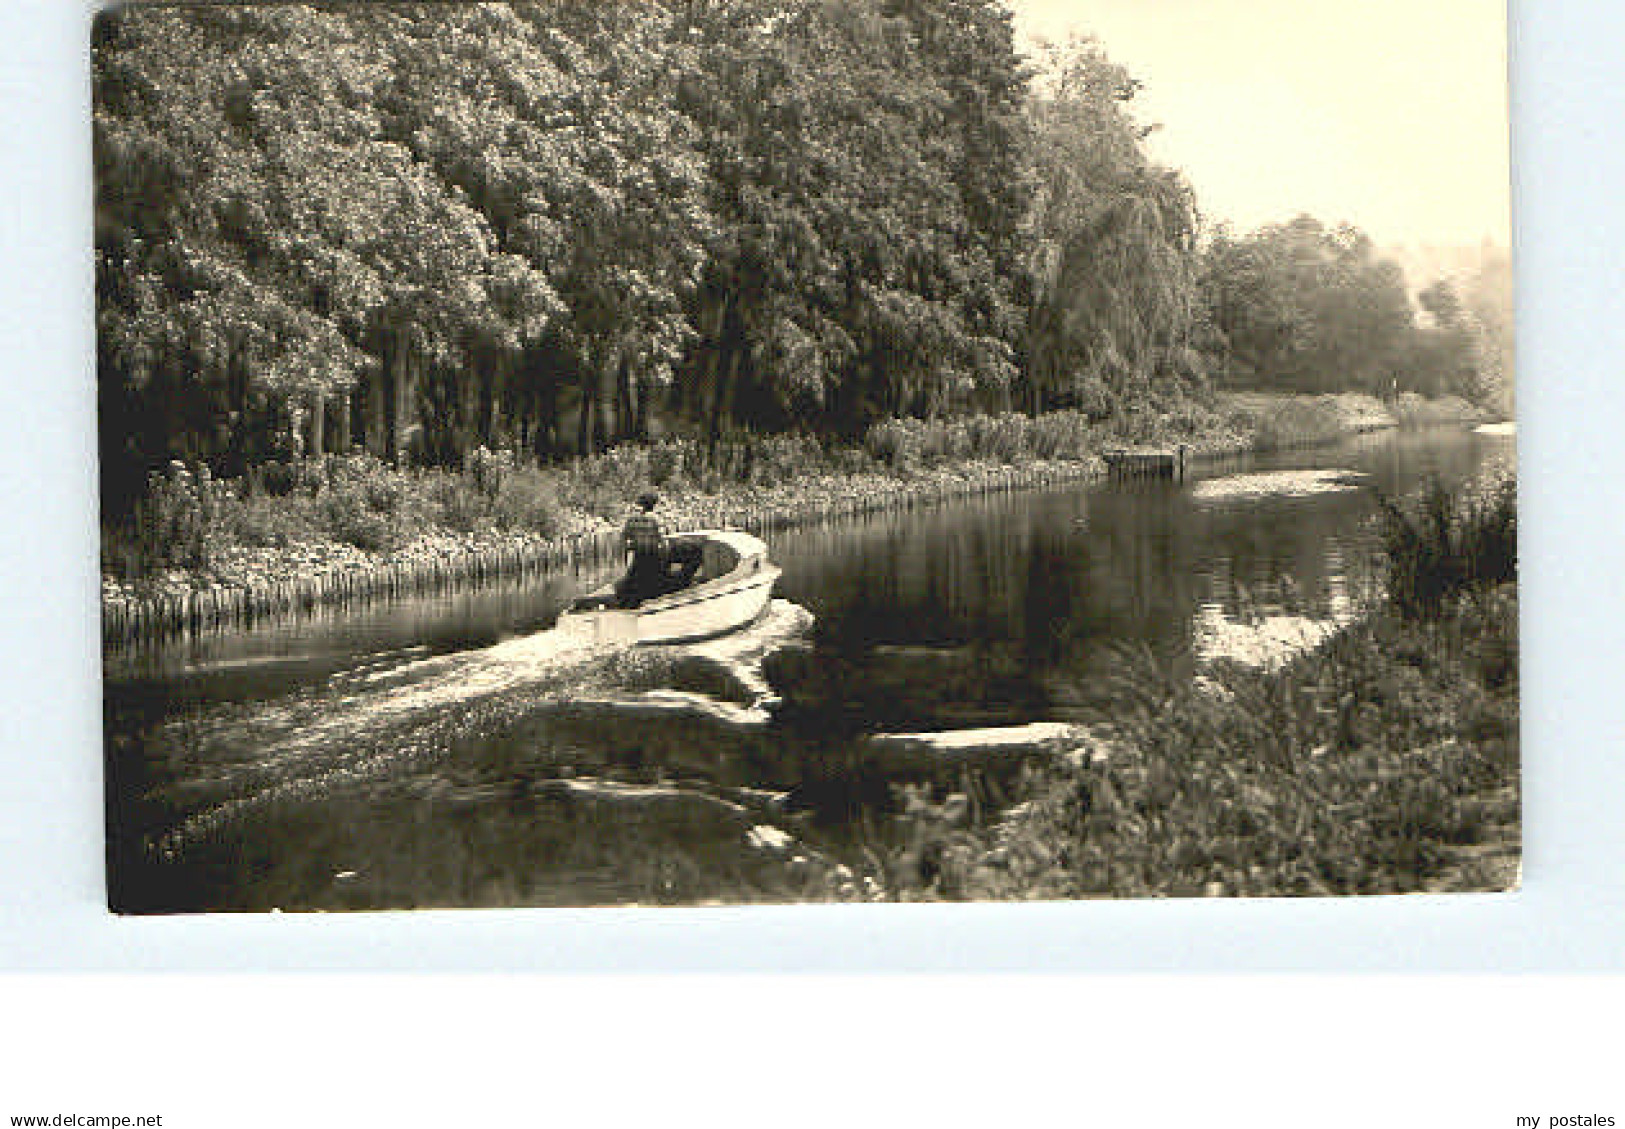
[1009,0,1513,252]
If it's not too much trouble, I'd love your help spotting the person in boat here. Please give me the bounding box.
[616,491,668,608]
[615,491,704,608]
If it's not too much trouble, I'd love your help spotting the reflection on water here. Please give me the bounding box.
[1188,468,1367,503]
[105,426,1513,910]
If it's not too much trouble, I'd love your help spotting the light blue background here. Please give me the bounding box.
[2,0,1619,973]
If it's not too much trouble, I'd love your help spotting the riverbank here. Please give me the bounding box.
[1214,390,1483,450]
[102,392,1487,643]
[890,586,1519,898]
[885,470,1518,898]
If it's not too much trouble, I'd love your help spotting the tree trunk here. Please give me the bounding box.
[335,391,351,456]
[309,387,325,458]
[595,350,618,450]
[616,356,633,442]
[377,327,404,465]
[708,343,742,459]
[224,330,250,478]
[576,354,597,456]
[389,348,405,466]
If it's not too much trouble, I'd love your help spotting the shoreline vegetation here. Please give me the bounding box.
[882,469,1518,898]
[102,390,1487,643]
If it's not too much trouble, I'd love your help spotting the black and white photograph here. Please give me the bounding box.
[95,0,1518,913]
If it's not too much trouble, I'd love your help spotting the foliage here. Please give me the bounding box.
[863,410,1097,469]
[1379,471,1517,618]
[94,5,558,500]
[880,471,1520,900]
[1023,37,1202,415]
[95,3,1512,568]
[106,462,236,574]
[1244,398,1348,452]
[1200,216,1441,398]
[1389,392,1483,429]
[669,0,1031,439]
[1464,248,1516,417]
[95,0,1037,507]
[889,584,1518,899]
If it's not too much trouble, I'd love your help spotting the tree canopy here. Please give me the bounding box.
[95,1,1502,514]
[1201,216,1431,396]
[1023,37,1201,416]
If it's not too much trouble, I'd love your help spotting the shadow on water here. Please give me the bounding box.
[105,427,1515,910]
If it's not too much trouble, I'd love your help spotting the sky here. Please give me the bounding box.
[1009,0,1512,250]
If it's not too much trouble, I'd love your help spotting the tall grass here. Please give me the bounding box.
[862,411,1096,470]
[106,450,572,577]
[104,432,856,579]
[1234,397,1348,452]
[890,590,1519,900]
[1379,471,1516,618]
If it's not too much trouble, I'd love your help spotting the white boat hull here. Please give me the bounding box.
[556,530,781,647]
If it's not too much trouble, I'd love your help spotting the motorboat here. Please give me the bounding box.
[556,529,780,646]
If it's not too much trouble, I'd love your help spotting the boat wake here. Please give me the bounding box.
[145,600,815,859]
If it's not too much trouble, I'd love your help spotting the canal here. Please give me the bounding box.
[103,425,1514,911]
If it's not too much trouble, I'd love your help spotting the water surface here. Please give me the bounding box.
[104,426,1513,910]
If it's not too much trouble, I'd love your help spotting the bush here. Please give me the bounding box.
[827,444,876,476]
[919,419,972,464]
[116,461,242,573]
[560,444,655,518]
[645,439,690,488]
[465,446,508,499]
[428,474,484,533]
[751,434,828,484]
[228,492,305,549]
[490,466,564,537]
[1252,398,1345,451]
[888,593,1520,900]
[135,463,209,569]
[1380,472,1516,618]
[1393,393,1484,428]
[966,413,1027,462]
[864,419,925,470]
[248,459,299,498]
[316,454,405,550]
[327,506,397,552]
[1073,376,1115,422]
[1098,404,1167,446]
[1028,410,1092,460]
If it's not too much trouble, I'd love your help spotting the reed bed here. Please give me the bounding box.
[1378,469,1516,619]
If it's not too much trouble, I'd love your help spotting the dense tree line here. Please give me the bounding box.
[96,1,1041,502]
[95,2,1499,520]
[1197,216,1501,403]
